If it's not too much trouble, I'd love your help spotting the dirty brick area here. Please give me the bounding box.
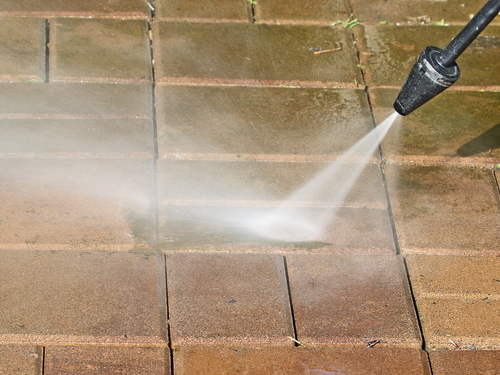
[0,0,499,374]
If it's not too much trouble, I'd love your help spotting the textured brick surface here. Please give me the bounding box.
[386,165,500,255]
[174,346,432,375]
[429,350,500,375]
[156,0,250,21]
[0,345,42,375]
[45,346,170,375]
[407,254,500,349]
[0,83,152,119]
[0,159,155,250]
[157,160,386,208]
[0,119,153,158]
[350,0,498,25]
[159,205,396,253]
[0,17,45,82]
[356,25,500,87]
[50,18,151,83]
[254,0,349,25]
[286,254,421,346]
[153,22,362,86]
[166,253,294,345]
[371,89,500,167]
[0,250,166,345]
[156,86,374,158]
[0,0,150,18]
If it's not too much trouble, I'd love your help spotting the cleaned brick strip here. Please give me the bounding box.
[407,254,500,350]
[0,83,153,119]
[166,253,294,346]
[0,345,42,375]
[45,346,170,375]
[286,254,422,347]
[429,350,500,375]
[159,206,395,253]
[0,159,155,250]
[173,346,432,375]
[386,165,500,255]
[0,251,167,346]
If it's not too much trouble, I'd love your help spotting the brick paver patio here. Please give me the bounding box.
[0,0,499,373]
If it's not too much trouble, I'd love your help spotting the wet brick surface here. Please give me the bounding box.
[0,118,154,158]
[0,250,167,345]
[407,254,500,349]
[166,253,294,345]
[152,22,362,86]
[350,0,499,25]
[50,18,152,83]
[159,205,396,253]
[286,254,422,346]
[0,17,45,83]
[254,0,349,25]
[371,89,500,167]
[155,0,251,22]
[386,165,500,255]
[45,346,170,375]
[356,25,500,87]
[429,350,500,375]
[0,345,43,375]
[174,346,432,375]
[0,0,150,18]
[0,159,155,250]
[0,83,152,119]
[156,86,374,158]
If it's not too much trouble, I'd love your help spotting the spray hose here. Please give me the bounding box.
[394,0,500,116]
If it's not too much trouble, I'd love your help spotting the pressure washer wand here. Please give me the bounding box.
[394,0,500,116]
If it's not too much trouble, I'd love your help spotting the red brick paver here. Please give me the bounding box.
[50,18,152,83]
[0,250,167,345]
[286,254,422,347]
[429,350,500,375]
[174,346,432,375]
[0,17,45,83]
[166,253,294,346]
[45,346,170,375]
[152,22,362,86]
[386,165,500,255]
[0,345,42,375]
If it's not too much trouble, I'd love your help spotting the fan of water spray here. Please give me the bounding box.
[246,112,400,242]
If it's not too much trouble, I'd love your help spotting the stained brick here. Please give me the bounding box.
[50,18,151,83]
[0,345,42,375]
[152,22,362,86]
[0,17,45,82]
[156,0,250,22]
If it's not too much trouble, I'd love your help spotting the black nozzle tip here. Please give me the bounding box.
[393,46,460,116]
[393,99,408,116]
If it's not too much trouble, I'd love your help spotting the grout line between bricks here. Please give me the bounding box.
[44,19,50,83]
[41,346,46,375]
[402,256,427,352]
[282,256,300,346]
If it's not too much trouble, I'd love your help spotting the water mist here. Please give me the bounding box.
[246,112,400,242]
